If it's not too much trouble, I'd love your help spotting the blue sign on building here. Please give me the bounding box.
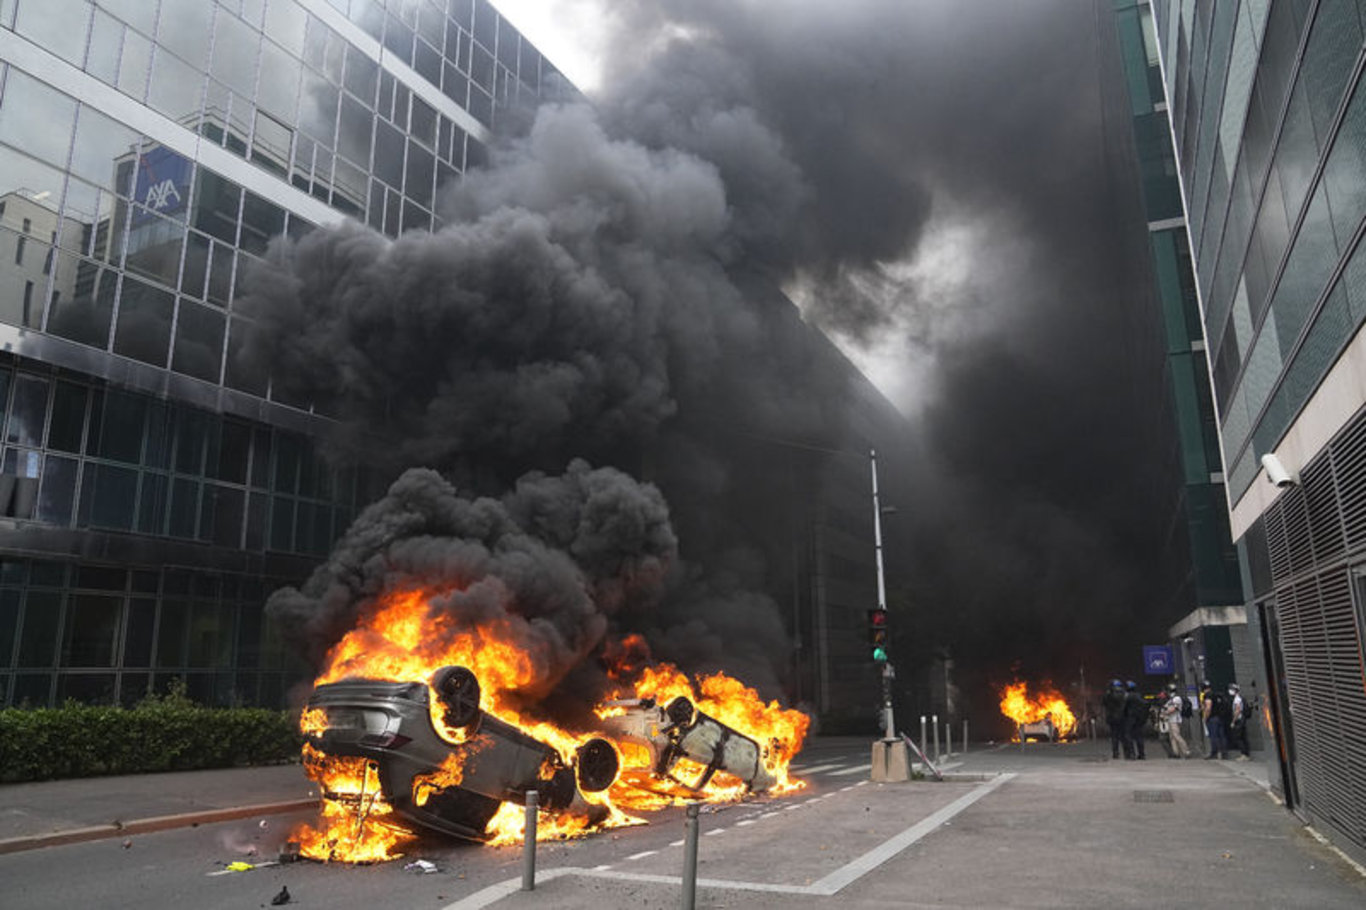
[1143,645,1174,675]
[131,146,192,225]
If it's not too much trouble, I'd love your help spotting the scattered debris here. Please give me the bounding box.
[404,860,438,874]
[227,861,256,872]
[271,885,291,906]
[122,839,133,850]
[279,841,301,864]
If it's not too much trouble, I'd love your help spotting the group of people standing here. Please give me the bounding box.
[1102,678,1253,761]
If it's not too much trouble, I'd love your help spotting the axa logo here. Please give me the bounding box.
[144,178,183,212]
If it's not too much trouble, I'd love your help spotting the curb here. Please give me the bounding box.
[0,798,318,855]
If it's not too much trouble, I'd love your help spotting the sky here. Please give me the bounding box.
[253,0,1192,722]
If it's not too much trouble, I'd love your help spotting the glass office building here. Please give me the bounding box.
[0,0,564,709]
[1147,0,1366,865]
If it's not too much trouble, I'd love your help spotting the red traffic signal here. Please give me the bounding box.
[868,609,889,659]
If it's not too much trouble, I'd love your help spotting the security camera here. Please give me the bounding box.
[1261,453,1297,488]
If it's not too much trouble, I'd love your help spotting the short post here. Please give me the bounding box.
[932,714,940,761]
[945,721,953,756]
[962,719,969,754]
[521,791,538,891]
[682,803,700,910]
[920,715,927,767]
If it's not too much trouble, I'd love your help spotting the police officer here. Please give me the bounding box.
[1103,679,1128,759]
[1123,681,1148,760]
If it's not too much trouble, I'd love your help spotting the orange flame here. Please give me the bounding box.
[998,681,1076,740]
[291,585,809,861]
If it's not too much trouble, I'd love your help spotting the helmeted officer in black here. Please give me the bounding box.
[1102,679,1128,759]
[1123,680,1148,760]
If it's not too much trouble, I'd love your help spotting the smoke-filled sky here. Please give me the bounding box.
[257,0,1193,721]
[491,0,1193,691]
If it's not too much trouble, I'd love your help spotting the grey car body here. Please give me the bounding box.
[304,666,618,842]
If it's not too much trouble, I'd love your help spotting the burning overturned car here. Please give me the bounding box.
[297,660,805,859]
[302,666,620,846]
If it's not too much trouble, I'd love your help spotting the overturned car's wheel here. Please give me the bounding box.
[575,738,620,793]
[431,666,482,729]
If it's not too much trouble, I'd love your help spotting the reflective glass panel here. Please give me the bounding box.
[15,0,92,68]
[112,277,174,366]
[171,299,225,382]
[0,71,78,166]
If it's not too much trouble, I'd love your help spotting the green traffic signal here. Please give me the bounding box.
[872,646,889,663]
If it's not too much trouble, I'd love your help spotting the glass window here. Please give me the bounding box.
[36,455,77,525]
[373,119,404,187]
[415,39,442,87]
[343,45,379,105]
[225,317,268,395]
[6,373,48,448]
[210,9,260,98]
[405,140,434,207]
[136,471,167,534]
[61,594,121,666]
[47,252,116,348]
[18,591,61,668]
[124,210,185,288]
[113,278,174,366]
[181,231,209,299]
[88,463,137,530]
[70,107,142,196]
[204,484,244,547]
[171,299,225,382]
[85,10,123,86]
[257,40,301,123]
[216,420,250,484]
[155,599,188,667]
[188,601,234,667]
[118,29,153,101]
[147,47,205,124]
[14,0,93,69]
[207,240,235,305]
[0,71,78,166]
[410,96,436,148]
[99,0,155,34]
[252,111,291,178]
[338,94,373,167]
[157,0,213,64]
[192,169,240,244]
[298,70,339,146]
[1323,80,1366,249]
[0,589,18,668]
[173,408,208,474]
[264,0,307,55]
[239,192,285,255]
[169,477,199,538]
[123,598,155,666]
[269,495,294,550]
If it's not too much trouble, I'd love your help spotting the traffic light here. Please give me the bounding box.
[868,609,889,662]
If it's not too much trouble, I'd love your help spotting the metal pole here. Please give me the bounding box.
[920,715,927,765]
[521,791,538,891]
[945,721,952,756]
[871,449,895,740]
[962,719,969,754]
[932,713,940,761]
[682,803,700,910]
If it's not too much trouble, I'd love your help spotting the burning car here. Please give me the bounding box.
[302,665,620,844]
[1017,716,1059,743]
[598,695,778,795]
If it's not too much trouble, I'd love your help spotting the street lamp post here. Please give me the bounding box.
[871,449,895,741]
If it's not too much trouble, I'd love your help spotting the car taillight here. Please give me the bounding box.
[359,732,411,749]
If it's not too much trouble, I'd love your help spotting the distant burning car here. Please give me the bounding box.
[1017,716,1059,743]
[303,665,619,844]
[598,695,777,794]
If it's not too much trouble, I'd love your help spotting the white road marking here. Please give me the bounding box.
[442,773,1015,909]
[669,839,684,847]
[829,764,872,776]
[704,828,726,836]
[790,762,843,774]
[626,850,657,861]
[736,819,757,826]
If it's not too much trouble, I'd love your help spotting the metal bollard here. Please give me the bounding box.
[932,714,940,762]
[962,719,969,755]
[945,721,952,757]
[521,791,538,891]
[682,803,700,910]
[920,715,927,768]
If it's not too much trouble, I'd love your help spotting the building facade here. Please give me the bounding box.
[1146,0,1366,865]
[0,0,903,723]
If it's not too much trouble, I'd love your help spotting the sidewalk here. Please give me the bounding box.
[0,763,315,854]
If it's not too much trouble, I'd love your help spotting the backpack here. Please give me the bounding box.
[1180,696,1193,719]
[1242,698,1255,722]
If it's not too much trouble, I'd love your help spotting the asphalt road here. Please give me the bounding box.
[3,739,1365,909]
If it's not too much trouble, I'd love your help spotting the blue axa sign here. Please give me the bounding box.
[1143,645,1174,675]
[132,146,192,224]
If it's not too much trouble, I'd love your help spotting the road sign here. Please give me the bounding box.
[1143,645,1174,674]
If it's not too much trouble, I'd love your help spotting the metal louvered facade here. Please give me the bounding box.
[1148,0,1366,867]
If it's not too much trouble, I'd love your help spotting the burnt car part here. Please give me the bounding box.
[305,668,618,842]
[599,696,776,793]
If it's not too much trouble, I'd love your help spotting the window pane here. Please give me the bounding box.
[257,40,301,122]
[36,454,77,525]
[210,9,260,97]
[47,252,117,348]
[171,300,225,382]
[147,47,205,123]
[89,463,137,530]
[0,589,20,668]
[157,0,213,63]
[169,477,198,538]
[113,277,174,366]
[0,70,78,166]
[192,169,240,244]
[123,598,155,666]
[18,591,61,667]
[7,374,49,447]
[156,599,188,668]
[239,192,285,255]
[136,470,167,534]
[61,594,120,666]
[93,388,146,463]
